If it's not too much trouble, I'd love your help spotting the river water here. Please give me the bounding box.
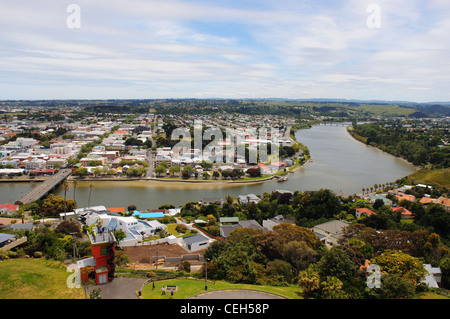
[0,125,416,210]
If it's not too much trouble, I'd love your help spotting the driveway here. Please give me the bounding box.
[88,277,148,299]
[187,289,287,299]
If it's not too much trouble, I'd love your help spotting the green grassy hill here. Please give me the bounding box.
[407,168,450,189]
[0,258,85,299]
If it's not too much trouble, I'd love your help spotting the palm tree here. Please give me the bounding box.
[297,268,320,299]
[62,180,70,219]
[88,184,94,208]
[72,180,78,204]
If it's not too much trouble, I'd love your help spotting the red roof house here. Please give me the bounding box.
[0,203,19,215]
[356,207,377,218]
[392,206,413,219]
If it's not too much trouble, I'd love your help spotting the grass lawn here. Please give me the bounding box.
[418,291,449,299]
[141,278,301,299]
[407,168,450,189]
[0,258,85,299]
[166,224,197,238]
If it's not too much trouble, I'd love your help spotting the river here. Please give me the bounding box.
[0,125,416,210]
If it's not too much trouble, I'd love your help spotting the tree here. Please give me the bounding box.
[113,230,127,244]
[301,189,341,220]
[55,220,82,237]
[317,247,358,282]
[372,250,428,284]
[254,231,284,261]
[439,257,450,289]
[74,167,88,177]
[373,199,384,210]
[297,267,320,299]
[273,223,321,249]
[282,241,319,274]
[154,165,166,177]
[182,165,194,174]
[321,276,347,299]
[88,184,94,208]
[266,259,293,284]
[62,180,70,217]
[379,274,416,299]
[200,160,213,170]
[72,180,79,204]
[246,166,261,178]
[169,165,181,177]
[40,194,77,218]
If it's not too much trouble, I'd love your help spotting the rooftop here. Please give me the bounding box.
[183,233,209,245]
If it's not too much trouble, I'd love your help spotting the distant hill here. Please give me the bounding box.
[415,104,450,116]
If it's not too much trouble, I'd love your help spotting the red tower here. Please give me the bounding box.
[88,229,116,285]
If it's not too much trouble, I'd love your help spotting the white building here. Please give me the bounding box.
[182,233,211,252]
[80,209,168,246]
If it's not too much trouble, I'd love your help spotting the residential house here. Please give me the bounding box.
[220,219,263,238]
[262,215,295,231]
[219,217,239,224]
[435,197,450,212]
[391,206,413,219]
[80,209,167,246]
[419,197,434,204]
[395,193,416,202]
[311,220,349,247]
[182,233,211,252]
[367,194,392,206]
[0,203,19,215]
[238,194,260,204]
[356,207,377,218]
[201,198,224,206]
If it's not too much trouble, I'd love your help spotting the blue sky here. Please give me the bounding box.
[0,0,449,102]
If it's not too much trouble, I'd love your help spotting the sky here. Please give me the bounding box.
[1,0,450,102]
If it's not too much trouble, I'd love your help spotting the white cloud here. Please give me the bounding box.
[0,0,449,101]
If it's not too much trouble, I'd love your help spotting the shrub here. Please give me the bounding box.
[34,251,43,258]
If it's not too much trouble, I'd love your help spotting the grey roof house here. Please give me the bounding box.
[311,220,349,247]
[220,219,263,238]
[182,233,211,252]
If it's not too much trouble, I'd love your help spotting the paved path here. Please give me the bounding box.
[88,277,148,299]
[187,289,287,299]
[88,279,287,300]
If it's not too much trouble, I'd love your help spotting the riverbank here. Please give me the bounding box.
[67,175,277,186]
[346,125,420,172]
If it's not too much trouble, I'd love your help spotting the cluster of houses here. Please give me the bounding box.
[360,185,450,217]
[0,111,159,179]
[1,110,300,180]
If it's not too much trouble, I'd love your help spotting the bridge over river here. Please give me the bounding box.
[16,169,72,205]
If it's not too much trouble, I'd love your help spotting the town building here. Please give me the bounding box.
[311,220,349,247]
